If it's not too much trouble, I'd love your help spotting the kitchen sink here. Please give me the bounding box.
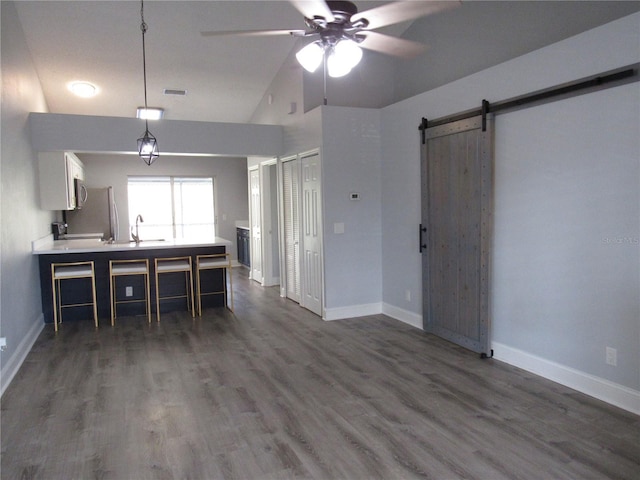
[108,239,166,245]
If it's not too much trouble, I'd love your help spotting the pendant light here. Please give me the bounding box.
[136,0,159,165]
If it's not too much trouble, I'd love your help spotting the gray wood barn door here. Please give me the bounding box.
[421,115,493,355]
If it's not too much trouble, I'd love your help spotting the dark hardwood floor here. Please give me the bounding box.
[2,269,639,479]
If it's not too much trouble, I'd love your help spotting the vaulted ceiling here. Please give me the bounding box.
[13,1,640,124]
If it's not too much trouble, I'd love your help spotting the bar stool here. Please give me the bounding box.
[154,256,195,322]
[109,259,151,325]
[195,253,234,314]
[50,261,98,332]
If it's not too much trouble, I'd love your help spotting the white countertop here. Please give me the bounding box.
[32,234,232,255]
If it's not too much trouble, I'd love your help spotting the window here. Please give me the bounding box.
[127,176,215,240]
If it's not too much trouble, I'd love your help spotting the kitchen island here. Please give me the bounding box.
[33,236,232,324]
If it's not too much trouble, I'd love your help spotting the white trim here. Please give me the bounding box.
[1,314,45,397]
[260,157,277,167]
[492,342,640,415]
[323,302,382,321]
[382,303,423,330]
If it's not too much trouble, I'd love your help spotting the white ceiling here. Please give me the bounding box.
[14,1,640,124]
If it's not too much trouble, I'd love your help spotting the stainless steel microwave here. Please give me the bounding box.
[74,178,88,209]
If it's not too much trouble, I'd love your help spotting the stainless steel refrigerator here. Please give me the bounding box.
[66,187,119,241]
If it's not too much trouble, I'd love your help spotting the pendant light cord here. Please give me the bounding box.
[140,0,149,131]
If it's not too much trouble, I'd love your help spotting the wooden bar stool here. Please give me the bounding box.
[109,259,151,325]
[195,253,234,314]
[154,256,195,322]
[50,261,98,332]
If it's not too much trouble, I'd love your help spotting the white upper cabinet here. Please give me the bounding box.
[38,151,84,210]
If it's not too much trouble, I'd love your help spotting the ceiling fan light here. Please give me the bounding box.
[327,40,363,78]
[335,39,363,70]
[327,53,351,78]
[296,41,324,73]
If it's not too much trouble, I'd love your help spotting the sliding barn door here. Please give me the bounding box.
[282,159,301,302]
[421,115,493,355]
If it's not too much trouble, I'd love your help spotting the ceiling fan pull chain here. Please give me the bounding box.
[323,51,328,106]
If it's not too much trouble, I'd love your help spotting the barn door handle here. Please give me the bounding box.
[419,224,427,253]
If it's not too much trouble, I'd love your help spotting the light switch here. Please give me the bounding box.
[334,222,345,234]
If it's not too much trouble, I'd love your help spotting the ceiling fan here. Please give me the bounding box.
[201,1,460,78]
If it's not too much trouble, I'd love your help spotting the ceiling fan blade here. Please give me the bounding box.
[352,0,460,30]
[357,31,428,59]
[289,0,335,22]
[200,29,307,38]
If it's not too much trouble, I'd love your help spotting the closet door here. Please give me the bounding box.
[282,159,300,302]
[301,152,322,316]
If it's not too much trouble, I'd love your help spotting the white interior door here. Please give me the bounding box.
[260,161,280,287]
[282,158,300,302]
[249,167,262,283]
[301,152,322,316]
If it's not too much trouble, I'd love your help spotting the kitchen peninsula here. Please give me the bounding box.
[33,235,232,324]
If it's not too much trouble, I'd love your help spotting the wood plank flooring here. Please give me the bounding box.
[2,269,639,479]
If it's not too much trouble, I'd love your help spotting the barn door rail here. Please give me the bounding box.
[418,63,639,142]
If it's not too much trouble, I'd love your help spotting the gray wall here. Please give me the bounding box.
[492,84,639,388]
[0,1,53,393]
[321,107,382,313]
[79,154,249,260]
[381,13,640,393]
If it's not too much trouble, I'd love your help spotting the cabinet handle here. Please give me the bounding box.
[419,224,427,253]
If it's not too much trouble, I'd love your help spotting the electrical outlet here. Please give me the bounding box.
[0,337,6,351]
[605,346,617,366]
[405,290,411,302]
[125,286,133,297]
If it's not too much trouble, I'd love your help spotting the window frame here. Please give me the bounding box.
[127,175,216,241]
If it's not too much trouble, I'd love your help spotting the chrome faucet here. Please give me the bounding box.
[131,214,144,244]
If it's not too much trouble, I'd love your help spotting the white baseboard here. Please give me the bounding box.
[261,276,280,287]
[492,342,640,415]
[1,314,45,397]
[322,301,424,328]
[323,302,382,321]
[382,303,423,329]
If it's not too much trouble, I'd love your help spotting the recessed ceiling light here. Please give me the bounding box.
[136,107,164,120]
[68,81,98,98]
